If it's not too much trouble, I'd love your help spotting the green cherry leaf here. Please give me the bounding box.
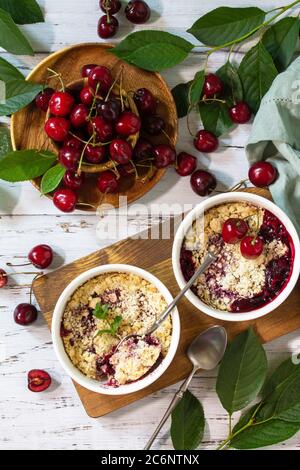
[262,17,300,70]
[216,61,243,104]
[171,390,205,450]
[199,101,233,137]
[0,0,44,24]
[187,7,266,46]
[189,70,205,107]
[40,164,66,194]
[171,82,191,118]
[0,79,42,116]
[216,327,268,414]
[0,150,56,182]
[0,57,24,82]
[0,126,12,160]
[0,7,34,55]
[238,41,278,113]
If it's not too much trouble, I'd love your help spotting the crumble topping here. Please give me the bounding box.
[181,202,292,312]
[61,272,172,385]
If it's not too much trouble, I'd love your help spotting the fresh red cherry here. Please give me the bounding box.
[45,117,70,142]
[248,162,278,187]
[194,130,218,153]
[229,101,252,124]
[63,170,85,190]
[125,0,151,24]
[80,86,94,106]
[97,97,121,121]
[70,104,88,128]
[222,218,249,244]
[28,370,51,393]
[88,66,113,94]
[63,135,83,151]
[88,116,114,142]
[203,73,223,98]
[81,64,97,78]
[176,152,197,176]
[0,269,8,288]
[28,245,53,269]
[116,111,141,136]
[133,138,154,160]
[240,236,264,259]
[153,145,176,169]
[49,91,75,117]
[53,188,77,212]
[97,170,119,193]
[118,162,135,176]
[84,144,106,163]
[190,170,217,196]
[98,15,119,38]
[58,146,81,170]
[109,139,133,164]
[143,114,165,135]
[100,0,121,14]
[14,303,38,325]
[133,88,157,115]
[35,88,54,112]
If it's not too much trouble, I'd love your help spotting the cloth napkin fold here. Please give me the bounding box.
[246,56,300,234]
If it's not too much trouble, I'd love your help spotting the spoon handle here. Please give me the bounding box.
[146,252,216,336]
[144,366,197,450]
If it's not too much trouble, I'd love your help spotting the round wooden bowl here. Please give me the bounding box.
[10,43,178,211]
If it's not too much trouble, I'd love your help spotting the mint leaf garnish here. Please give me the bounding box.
[97,315,122,337]
[92,303,109,320]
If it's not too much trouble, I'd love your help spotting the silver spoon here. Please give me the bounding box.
[144,325,228,450]
[115,251,217,352]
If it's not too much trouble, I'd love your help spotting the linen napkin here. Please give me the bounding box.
[246,56,300,234]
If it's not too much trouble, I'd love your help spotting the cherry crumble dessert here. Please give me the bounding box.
[61,273,172,386]
[180,202,294,313]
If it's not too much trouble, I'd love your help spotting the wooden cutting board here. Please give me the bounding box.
[32,188,300,417]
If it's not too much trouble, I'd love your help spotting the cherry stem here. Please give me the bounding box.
[47,68,65,92]
[229,179,248,192]
[87,83,100,120]
[7,262,31,267]
[161,129,174,146]
[77,202,97,210]
[201,97,226,104]
[77,134,94,176]
[4,271,42,277]
[29,272,44,305]
[105,68,123,101]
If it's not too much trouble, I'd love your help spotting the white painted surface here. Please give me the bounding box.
[1,0,300,451]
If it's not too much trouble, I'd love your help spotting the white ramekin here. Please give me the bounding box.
[52,264,180,395]
[172,192,300,322]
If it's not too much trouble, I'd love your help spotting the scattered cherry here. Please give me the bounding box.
[0,269,8,288]
[143,114,165,135]
[81,64,97,78]
[229,101,252,124]
[63,170,85,190]
[35,88,54,112]
[80,86,94,106]
[203,73,223,98]
[59,146,81,170]
[190,170,217,196]
[88,66,113,94]
[125,0,151,24]
[133,138,153,160]
[97,170,119,193]
[116,111,141,136]
[153,145,176,169]
[98,15,119,38]
[44,117,70,142]
[109,139,133,164]
[134,88,157,115]
[70,104,88,128]
[240,236,264,259]
[84,144,106,163]
[222,218,249,244]
[194,130,218,153]
[49,91,75,117]
[28,245,53,269]
[100,0,121,14]
[14,303,38,325]
[248,162,278,187]
[53,188,77,212]
[97,97,121,121]
[28,370,51,393]
[88,116,114,142]
[176,152,197,176]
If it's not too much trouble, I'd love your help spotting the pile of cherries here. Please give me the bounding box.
[1,244,54,392]
[98,0,151,39]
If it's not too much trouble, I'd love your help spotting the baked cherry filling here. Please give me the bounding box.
[180,206,294,313]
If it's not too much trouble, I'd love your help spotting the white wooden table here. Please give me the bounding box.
[1,0,300,451]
